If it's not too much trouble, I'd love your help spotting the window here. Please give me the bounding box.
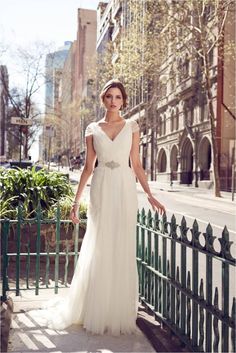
[183,53,190,78]
[171,111,174,132]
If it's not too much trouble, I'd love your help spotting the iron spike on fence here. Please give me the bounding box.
[219,226,235,262]
[147,209,153,228]
[204,223,218,255]
[137,209,140,223]
[180,216,189,244]
[170,214,177,239]
[154,210,160,231]
[191,219,201,249]
[141,207,146,226]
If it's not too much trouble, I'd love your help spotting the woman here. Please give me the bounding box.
[41,79,165,335]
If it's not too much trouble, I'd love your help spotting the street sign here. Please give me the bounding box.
[11,117,33,126]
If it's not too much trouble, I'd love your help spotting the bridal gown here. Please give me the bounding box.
[38,118,140,335]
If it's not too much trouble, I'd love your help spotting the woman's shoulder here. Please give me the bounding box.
[127,118,140,133]
[85,121,97,137]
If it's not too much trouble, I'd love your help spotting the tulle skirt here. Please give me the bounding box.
[36,166,139,335]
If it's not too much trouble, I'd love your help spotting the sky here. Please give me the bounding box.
[0,0,102,161]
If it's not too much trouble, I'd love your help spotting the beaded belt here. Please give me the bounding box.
[104,160,120,169]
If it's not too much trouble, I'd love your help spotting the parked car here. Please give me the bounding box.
[0,162,11,168]
[9,161,33,169]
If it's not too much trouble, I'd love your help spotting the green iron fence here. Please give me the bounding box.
[1,205,235,352]
[1,204,86,298]
[136,208,236,353]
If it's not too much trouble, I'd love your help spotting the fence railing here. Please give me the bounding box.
[136,208,236,353]
[1,204,86,298]
[1,205,235,352]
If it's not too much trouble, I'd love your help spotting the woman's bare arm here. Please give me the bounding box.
[130,131,165,214]
[70,135,97,223]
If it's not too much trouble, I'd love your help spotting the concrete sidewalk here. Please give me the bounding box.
[138,181,236,214]
[8,289,156,353]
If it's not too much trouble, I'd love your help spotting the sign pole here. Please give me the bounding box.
[19,127,22,167]
[11,117,33,167]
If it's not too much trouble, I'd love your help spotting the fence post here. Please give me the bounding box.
[16,204,22,296]
[191,220,200,348]
[147,210,152,303]
[35,203,41,295]
[205,223,214,352]
[74,223,79,269]
[1,220,10,301]
[55,204,61,294]
[220,227,230,352]
[171,215,177,327]
[231,298,236,352]
[162,213,167,318]
[180,216,188,335]
[154,211,159,312]
[140,208,146,298]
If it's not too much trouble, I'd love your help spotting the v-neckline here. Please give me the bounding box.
[98,120,127,142]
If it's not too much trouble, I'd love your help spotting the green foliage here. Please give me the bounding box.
[46,196,88,220]
[0,167,73,218]
[0,196,18,219]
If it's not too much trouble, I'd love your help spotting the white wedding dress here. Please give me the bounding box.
[38,118,140,335]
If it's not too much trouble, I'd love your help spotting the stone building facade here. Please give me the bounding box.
[96,0,235,191]
[41,41,72,162]
[72,8,97,161]
[151,2,235,191]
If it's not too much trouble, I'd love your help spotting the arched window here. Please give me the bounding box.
[158,149,167,173]
[198,137,212,180]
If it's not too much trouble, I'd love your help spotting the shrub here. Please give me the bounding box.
[0,167,74,219]
[46,196,88,221]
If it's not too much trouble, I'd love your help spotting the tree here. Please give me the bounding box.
[0,41,53,159]
[7,87,41,159]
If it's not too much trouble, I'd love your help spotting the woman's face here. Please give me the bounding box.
[102,87,124,112]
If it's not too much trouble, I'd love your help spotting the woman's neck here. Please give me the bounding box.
[104,111,123,123]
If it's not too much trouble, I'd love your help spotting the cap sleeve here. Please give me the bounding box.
[85,123,94,137]
[131,120,140,133]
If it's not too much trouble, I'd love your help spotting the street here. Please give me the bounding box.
[65,167,236,244]
[137,182,236,244]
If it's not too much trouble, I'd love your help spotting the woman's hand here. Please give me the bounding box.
[70,204,80,224]
[147,194,166,215]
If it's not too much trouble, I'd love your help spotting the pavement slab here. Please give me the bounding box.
[8,289,156,353]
